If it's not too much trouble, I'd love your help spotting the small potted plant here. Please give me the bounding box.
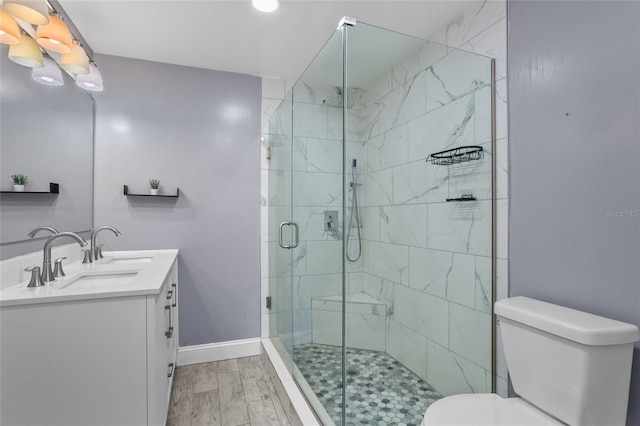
[149,179,160,195]
[11,174,28,192]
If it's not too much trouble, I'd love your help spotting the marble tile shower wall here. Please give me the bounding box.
[355,39,494,397]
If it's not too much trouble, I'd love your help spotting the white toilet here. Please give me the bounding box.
[422,296,640,426]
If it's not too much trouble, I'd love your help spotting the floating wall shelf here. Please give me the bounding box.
[123,185,179,198]
[0,182,59,194]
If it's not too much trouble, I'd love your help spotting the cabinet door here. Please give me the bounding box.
[147,277,174,425]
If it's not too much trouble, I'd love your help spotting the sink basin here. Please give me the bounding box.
[103,256,153,265]
[57,270,139,290]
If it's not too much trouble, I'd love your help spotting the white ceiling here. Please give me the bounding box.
[58,0,476,83]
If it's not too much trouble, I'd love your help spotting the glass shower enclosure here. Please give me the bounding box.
[266,18,494,425]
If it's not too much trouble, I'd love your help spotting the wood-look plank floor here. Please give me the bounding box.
[166,356,290,426]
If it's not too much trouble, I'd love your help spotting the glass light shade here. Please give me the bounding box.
[36,14,72,53]
[3,0,49,25]
[8,34,43,68]
[60,41,89,74]
[76,63,103,91]
[0,7,21,45]
[252,0,278,13]
[32,57,63,86]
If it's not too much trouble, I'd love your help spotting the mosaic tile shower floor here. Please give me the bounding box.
[293,344,443,426]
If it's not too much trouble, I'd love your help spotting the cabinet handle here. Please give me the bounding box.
[167,363,175,378]
[166,289,173,300]
[171,283,177,307]
[165,305,174,338]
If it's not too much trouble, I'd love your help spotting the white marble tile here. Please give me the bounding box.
[293,309,312,345]
[419,41,449,70]
[293,80,335,106]
[261,170,269,207]
[347,272,364,294]
[370,70,427,137]
[475,256,492,314]
[449,303,492,370]
[387,319,427,381]
[366,123,409,173]
[311,309,341,347]
[447,142,493,201]
[427,200,492,257]
[426,340,489,397]
[363,168,393,207]
[328,107,367,142]
[293,102,327,139]
[496,199,508,260]
[367,241,409,285]
[262,98,282,134]
[444,0,506,49]
[495,137,508,199]
[474,85,493,145]
[392,161,449,205]
[346,312,386,351]
[410,94,477,162]
[380,204,428,247]
[292,273,341,311]
[459,18,507,81]
[495,77,508,141]
[376,43,424,96]
[362,207,381,241]
[293,172,342,207]
[363,273,394,309]
[294,206,328,242]
[269,98,292,136]
[426,49,492,112]
[496,258,508,301]
[262,242,270,279]
[393,284,449,346]
[306,240,342,275]
[408,248,476,308]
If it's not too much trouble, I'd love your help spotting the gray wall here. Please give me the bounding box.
[507,1,640,424]
[93,54,261,346]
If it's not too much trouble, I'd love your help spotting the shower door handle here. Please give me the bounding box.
[278,221,299,249]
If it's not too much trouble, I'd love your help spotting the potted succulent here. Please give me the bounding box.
[11,174,28,192]
[149,179,160,195]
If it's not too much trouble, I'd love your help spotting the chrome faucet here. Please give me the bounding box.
[41,232,88,282]
[89,226,121,262]
[27,226,59,238]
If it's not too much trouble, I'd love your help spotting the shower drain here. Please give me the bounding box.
[347,366,359,376]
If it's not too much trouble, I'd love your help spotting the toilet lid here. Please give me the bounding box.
[422,394,563,426]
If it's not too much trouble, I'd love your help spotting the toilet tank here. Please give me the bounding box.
[496,297,640,426]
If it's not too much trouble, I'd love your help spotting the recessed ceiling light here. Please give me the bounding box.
[252,0,278,13]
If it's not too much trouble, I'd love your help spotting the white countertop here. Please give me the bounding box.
[0,249,178,307]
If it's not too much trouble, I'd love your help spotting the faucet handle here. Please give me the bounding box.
[82,249,93,264]
[53,257,67,278]
[24,266,44,288]
[96,244,104,260]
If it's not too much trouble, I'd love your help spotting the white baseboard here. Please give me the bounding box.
[177,338,262,366]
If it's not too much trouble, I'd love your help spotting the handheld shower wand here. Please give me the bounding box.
[346,159,362,262]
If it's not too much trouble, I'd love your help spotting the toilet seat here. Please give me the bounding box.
[421,394,564,426]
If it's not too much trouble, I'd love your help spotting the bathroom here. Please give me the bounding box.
[0,1,638,425]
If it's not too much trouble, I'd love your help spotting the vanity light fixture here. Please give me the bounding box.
[75,62,103,91]
[252,0,279,13]
[3,0,49,25]
[60,39,88,74]
[32,56,63,86]
[8,31,43,67]
[35,13,73,53]
[0,7,21,45]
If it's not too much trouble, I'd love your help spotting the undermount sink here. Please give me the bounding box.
[57,270,139,290]
[103,256,154,265]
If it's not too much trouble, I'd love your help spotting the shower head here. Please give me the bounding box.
[323,87,363,109]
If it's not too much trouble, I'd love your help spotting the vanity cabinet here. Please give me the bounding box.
[0,257,179,426]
